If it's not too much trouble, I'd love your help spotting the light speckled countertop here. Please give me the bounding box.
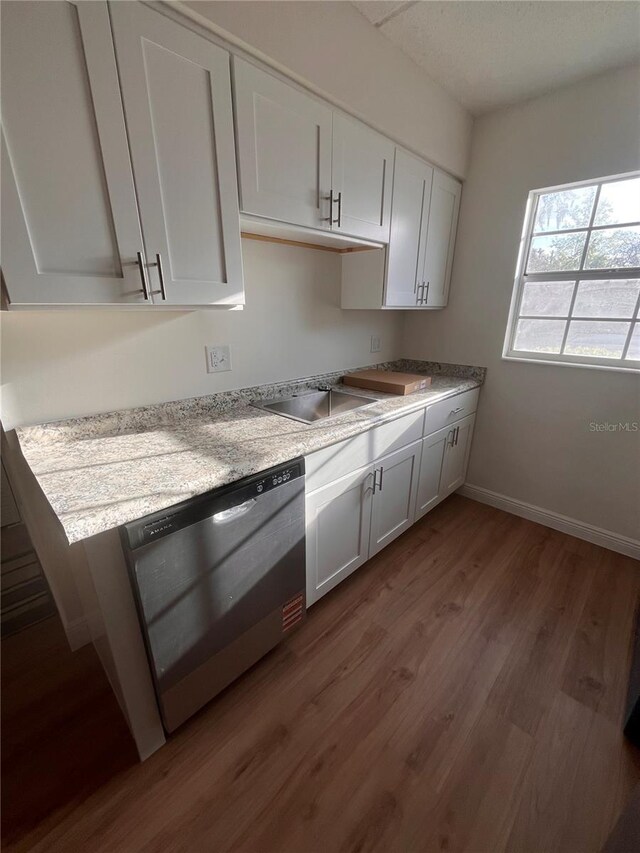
[15,360,485,544]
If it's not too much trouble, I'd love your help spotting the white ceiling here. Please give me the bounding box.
[352,1,640,115]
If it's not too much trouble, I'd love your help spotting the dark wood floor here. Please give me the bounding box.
[2,495,639,853]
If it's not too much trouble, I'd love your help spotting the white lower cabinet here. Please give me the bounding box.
[369,440,421,557]
[306,464,374,606]
[439,414,476,497]
[306,399,478,606]
[415,413,476,522]
[414,425,452,520]
[306,439,421,606]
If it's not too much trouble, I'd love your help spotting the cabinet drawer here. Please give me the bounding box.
[306,409,424,493]
[424,388,479,436]
[372,409,424,459]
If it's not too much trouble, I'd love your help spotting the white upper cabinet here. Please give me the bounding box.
[422,169,462,308]
[331,115,394,242]
[383,150,434,307]
[2,1,242,308]
[233,61,393,242]
[341,151,462,310]
[2,1,461,309]
[233,58,333,231]
[1,1,146,306]
[110,3,243,306]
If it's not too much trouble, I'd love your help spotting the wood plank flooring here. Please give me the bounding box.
[2,495,639,852]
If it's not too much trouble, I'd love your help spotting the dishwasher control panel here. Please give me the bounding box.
[255,463,301,495]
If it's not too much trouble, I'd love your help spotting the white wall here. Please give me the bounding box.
[181,0,472,178]
[1,239,402,427]
[403,64,640,541]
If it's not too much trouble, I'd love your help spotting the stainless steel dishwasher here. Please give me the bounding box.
[120,459,306,732]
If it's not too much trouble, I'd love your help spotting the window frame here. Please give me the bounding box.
[503,171,640,373]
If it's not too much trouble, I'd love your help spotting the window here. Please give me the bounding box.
[504,172,640,371]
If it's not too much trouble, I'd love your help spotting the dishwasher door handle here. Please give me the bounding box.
[211,498,257,524]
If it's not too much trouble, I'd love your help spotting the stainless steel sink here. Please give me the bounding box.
[252,388,377,424]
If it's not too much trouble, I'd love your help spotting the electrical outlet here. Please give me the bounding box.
[205,344,232,373]
[370,335,381,354]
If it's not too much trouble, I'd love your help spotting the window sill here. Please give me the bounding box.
[502,353,640,374]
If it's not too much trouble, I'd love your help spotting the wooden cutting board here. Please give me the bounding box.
[343,370,432,396]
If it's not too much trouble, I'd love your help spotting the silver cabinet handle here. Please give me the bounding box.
[447,429,456,447]
[416,282,424,305]
[323,190,334,223]
[454,426,460,446]
[417,281,430,305]
[136,251,150,300]
[334,191,342,227]
[371,469,377,495]
[372,467,383,494]
[450,406,464,415]
[324,191,342,227]
[155,253,167,301]
[378,466,384,492]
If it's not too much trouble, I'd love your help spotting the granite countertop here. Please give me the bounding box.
[15,360,485,544]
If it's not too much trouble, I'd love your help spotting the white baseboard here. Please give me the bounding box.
[63,615,91,651]
[458,484,640,561]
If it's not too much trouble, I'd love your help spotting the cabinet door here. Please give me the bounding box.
[306,465,373,606]
[383,150,433,307]
[369,441,421,558]
[332,114,394,242]
[1,1,146,305]
[110,3,243,306]
[422,169,462,308]
[234,58,333,231]
[440,414,475,497]
[414,425,452,521]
